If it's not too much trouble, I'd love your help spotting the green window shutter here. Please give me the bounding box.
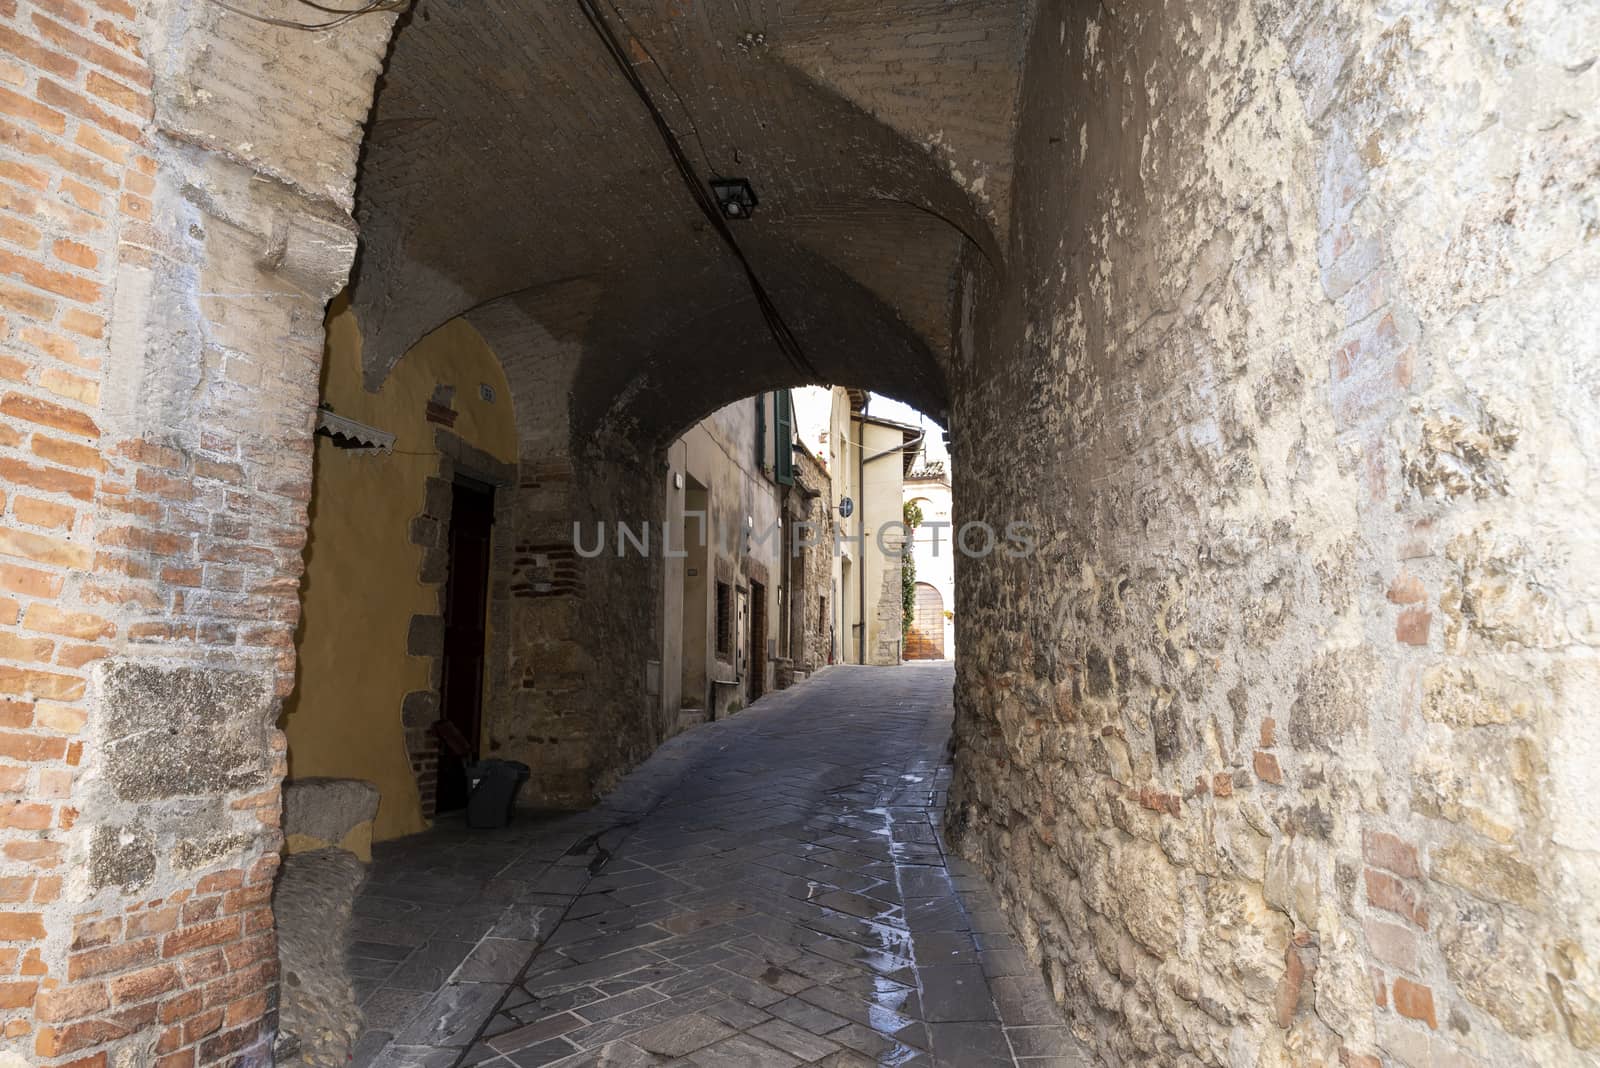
[775,389,794,486]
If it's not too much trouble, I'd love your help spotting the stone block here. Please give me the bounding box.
[407,614,444,657]
[1439,901,1555,1037]
[401,689,439,728]
[98,662,273,802]
[283,778,380,862]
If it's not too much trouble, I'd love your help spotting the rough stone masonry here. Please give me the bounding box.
[0,1,1593,1068]
[947,1,1600,1066]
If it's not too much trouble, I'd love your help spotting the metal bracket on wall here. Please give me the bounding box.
[314,408,396,453]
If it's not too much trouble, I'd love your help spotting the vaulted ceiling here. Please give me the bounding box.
[348,0,1027,446]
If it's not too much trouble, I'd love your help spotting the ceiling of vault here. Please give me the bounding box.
[347,0,1027,443]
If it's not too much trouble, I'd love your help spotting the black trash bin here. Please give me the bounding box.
[465,759,531,829]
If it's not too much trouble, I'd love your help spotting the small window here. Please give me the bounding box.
[818,596,827,634]
[715,582,733,659]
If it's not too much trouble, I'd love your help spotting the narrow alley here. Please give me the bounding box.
[342,665,1088,1068]
[1,0,1595,1065]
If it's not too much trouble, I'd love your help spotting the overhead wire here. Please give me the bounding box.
[601,0,721,178]
[575,0,823,382]
[200,0,405,31]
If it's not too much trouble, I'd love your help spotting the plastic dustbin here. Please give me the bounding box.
[465,759,531,829]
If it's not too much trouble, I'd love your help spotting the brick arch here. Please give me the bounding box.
[344,0,1016,397]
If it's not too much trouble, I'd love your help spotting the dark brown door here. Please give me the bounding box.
[435,478,495,812]
[748,580,766,703]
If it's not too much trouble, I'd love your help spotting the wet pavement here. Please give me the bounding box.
[346,663,1093,1067]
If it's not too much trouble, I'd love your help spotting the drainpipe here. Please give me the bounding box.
[857,424,926,665]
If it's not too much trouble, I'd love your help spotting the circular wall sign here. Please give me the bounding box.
[839,497,855,519]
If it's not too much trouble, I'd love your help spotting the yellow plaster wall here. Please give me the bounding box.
[281,295,517,843]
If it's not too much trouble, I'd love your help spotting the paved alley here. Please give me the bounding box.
[346,665,1092,1067]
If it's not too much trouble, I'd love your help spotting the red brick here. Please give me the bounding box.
[0,730,66,761]
[1362,829,1422,879]
[0,276,57,318]
[0,392,98,437]
[220,881,270,914]
[34,0,89,26]
[60,307,103,337]
[71,915,121,950]
[14,495,77,528]
[30,437,102,476]
[180,895,220,926]
[0,630,55,662]
[1365,868,1428,929]
[199,1020,260,1062]
[86,70,147,116]
[195,870,243,895]
[222,933,272,970]
[0,525,93,569]
[33,979,108,1021]
[125,905,178,938]
[25,603,114,640]
[0,978,37,1008]
[158,987,201,1024]
[4,839,63,867]
[0,455,95,499]
[181,1006,223,1044]
[0,911,45,940]
[0,24,77,80]
[36,78,139,143]
[161,916,240,959]
[1392,977,1437,1029]
[1396,607,1431,646]
[0,247,102,304]
[0,801,53,829]
[110,962,180,1005]
[68,936,156,980]
[0,84,67,134]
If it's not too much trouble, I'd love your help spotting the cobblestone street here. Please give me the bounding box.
[345,665,1091,1067]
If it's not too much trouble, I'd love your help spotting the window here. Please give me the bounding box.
[774,389,794,486]
[715,581,732,659]
[818,596,827,634]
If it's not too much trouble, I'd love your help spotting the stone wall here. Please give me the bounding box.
[946,2,1600,1067]
[793,449,835,675]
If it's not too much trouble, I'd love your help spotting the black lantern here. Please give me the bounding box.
[711,178,759,220]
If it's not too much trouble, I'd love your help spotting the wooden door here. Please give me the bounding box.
[435,478,494,812]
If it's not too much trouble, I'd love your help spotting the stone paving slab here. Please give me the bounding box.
[348,664,1095,1067]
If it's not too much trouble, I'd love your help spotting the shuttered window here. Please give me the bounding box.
[775,389,794,486]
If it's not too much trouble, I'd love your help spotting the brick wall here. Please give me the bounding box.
[0,0,394,1061]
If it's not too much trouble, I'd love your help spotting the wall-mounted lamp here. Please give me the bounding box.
[711,178,759,220]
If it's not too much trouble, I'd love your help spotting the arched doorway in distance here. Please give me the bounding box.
[906,582,945,660]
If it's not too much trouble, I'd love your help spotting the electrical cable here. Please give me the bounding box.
[200,0,404,31]
[601,0,720,177]
[575,0,822,382]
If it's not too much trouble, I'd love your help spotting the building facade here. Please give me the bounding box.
[804,388,920,667]
[659,390,830,724]
[904,462,955,660]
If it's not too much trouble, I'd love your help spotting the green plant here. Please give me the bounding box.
[902,499,923,641]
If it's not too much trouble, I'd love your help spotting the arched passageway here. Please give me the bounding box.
[0,0,1595,1066]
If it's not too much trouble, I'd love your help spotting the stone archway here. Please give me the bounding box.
[1,1,1596,1066]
